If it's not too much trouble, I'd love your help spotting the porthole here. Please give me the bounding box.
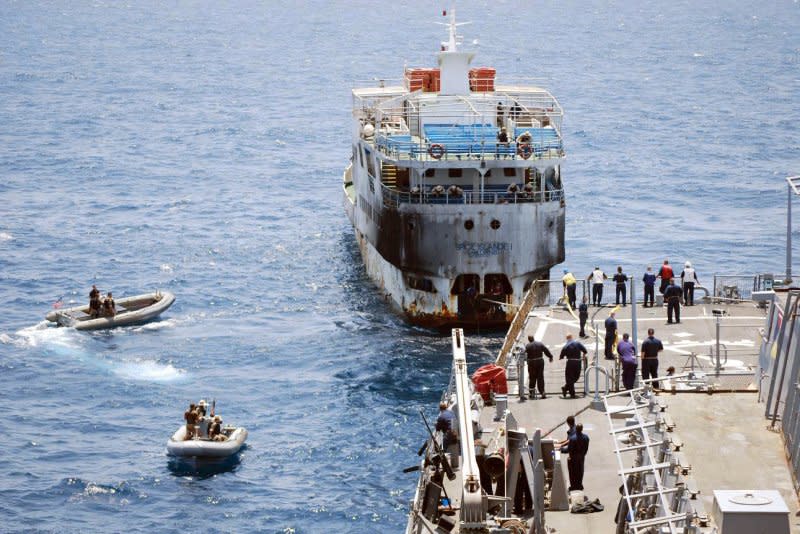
[464,219,474,230]
[490,219,501,230]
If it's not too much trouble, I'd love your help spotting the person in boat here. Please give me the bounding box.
[184,403,198,440]
[196,400,209,438]
[496,101,505,127]
[516,130,532,145]
[89,285,101,318]
[209,415,226,441]
[102,292,115,317]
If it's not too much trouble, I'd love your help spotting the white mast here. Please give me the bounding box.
[437,8,473,95]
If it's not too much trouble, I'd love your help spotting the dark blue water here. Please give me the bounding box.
[1,1,798,532]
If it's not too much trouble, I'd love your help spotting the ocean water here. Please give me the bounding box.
[0,1,798,532]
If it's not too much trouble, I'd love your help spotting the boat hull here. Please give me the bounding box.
[167,426,248,458]
[46,291,175,331]
[343,173,560,328]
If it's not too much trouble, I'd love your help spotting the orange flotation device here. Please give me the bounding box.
[472,364,508,401]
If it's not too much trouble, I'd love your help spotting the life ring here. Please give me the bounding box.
[428,143,445,160]
[517,143,532,160]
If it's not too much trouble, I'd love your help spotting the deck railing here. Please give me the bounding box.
[379,181,563,208]
[374,133,564,162]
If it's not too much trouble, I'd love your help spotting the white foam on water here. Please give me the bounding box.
[160,263,174,272]
[0,232,12,241]
[132,318,178,332]
[112,358,186,382]
[14,321,82,349]
[0,333,12,344]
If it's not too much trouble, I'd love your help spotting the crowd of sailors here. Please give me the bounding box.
[561,259,700,317]
[183,400,227,441]
[88,284,116,318]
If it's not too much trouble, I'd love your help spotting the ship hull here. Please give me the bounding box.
[343,172,561,328]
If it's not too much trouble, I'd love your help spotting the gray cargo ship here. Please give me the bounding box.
[342,11,565,328]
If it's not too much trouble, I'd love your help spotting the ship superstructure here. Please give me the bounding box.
[343,11,565,327]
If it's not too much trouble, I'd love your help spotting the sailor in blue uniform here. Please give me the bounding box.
[578,296,589,338]
[565,423,590,491]
[613,266,628,306]
[604,312,617,360]
[559,334,588,398]
[663,278,683,324]
[640,328,664,389]
[642,266,656,307]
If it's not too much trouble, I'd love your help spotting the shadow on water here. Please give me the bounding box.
[166,448,246,480]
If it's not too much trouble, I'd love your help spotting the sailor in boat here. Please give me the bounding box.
[184,403,198,439]
[208,415,226,442]
[89,285,101,318]
[196,400,210,438]
[102,292,116,317]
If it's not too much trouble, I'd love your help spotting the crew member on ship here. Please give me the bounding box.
[681,261,700,306]
[587,267,607,306]
[657,259,674,295]
[560,334,588,398]
[525,335,553,400]
[642,266,656,307]
[562,269,577,309]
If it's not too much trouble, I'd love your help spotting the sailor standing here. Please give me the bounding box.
[657,260,674,295]
[578,296,589,338]
[525,335,554,399]
[617,333,638,390]
[640,328,664,389]
[642,266,657,307]
[565,423,590,492]
[562,269,577,309]
[613,266,628,306]
[587,267,607,306]
[680,262,700,306]
[664,278,683,324]
[560,334,588,398]
[604,312,618,360]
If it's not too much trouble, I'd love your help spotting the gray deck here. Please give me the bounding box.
[474,300,800,533]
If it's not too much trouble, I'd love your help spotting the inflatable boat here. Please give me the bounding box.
[45,291,175,331]
[167,425,248,458]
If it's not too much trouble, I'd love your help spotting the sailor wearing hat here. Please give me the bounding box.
[680,261,700,306]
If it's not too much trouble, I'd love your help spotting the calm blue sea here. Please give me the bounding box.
[0,1,798,532]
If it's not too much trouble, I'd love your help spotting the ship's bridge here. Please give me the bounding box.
[352,77,564,165]
[350,79,566,209]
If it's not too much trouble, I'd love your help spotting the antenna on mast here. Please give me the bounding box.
[436,5,470,52]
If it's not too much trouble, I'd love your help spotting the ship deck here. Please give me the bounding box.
[449,300,800,532]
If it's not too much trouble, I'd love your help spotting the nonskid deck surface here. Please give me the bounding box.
[472,301,800,533]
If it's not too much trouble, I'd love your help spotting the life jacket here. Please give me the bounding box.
[660,265,674,280]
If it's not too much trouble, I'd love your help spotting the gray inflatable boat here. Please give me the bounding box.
[45,291,175,331]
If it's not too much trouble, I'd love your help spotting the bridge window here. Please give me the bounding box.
[448,168,463,178]
[503,168,516,177]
